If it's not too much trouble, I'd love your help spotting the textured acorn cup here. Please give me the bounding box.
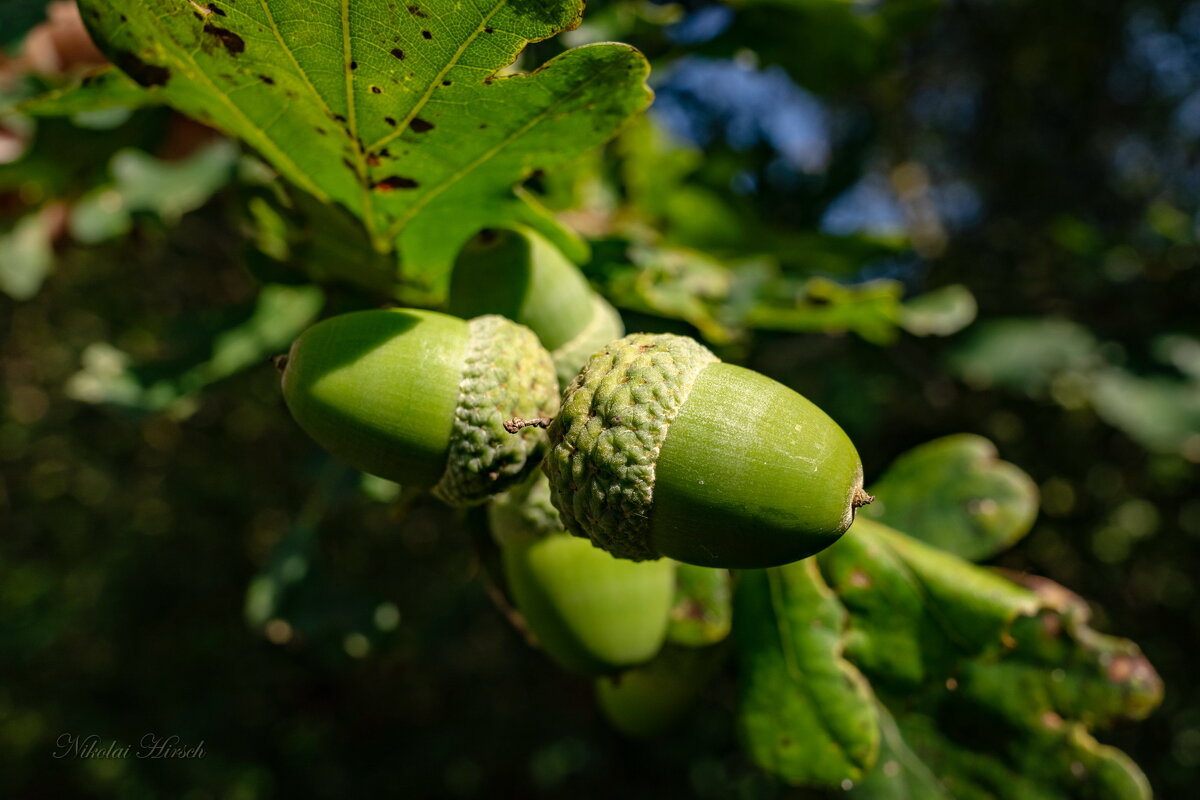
[448,227,624,388]
[281,309,558,506]
[543,333,870,569]
[489,474,675,675]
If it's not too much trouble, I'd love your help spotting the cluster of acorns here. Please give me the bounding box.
[279,229,871,735]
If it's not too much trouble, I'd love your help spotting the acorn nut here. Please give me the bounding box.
[449,227,624,388]
[595,645,726,739]
[281,308,558,506]
[543,333,871,569]
[489,474,675,675]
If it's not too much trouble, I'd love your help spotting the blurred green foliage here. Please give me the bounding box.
[2,0,1198,797]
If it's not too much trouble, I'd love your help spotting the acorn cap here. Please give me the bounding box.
[543,333,719,561]
[432,314,560,506]
[281,309,557,506]
[544,333,867,568]
[488,471,563,548]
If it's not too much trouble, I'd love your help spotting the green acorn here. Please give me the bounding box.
[595,644,726,739]
[542,333,871,568]
[490,474,675,675]
[281,308,558,506]
[448,227,624,387]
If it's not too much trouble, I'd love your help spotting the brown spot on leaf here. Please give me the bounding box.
[207,2,226,15]
[371,85,382,94]
[203,24,245,55]
[1107,655,1134,683]
[848,569,871,588]
[671,599,708,622]
[384,117,397,127]
[441,80,451,86]
[374,176,419,192]
[391,48,405,60]
[259,74,275,85]
[409,117,434,133]
[350,61,358,70]
[367,153,381,166]
[407,4,428,17]
[485,27,494,33]
[421,30,432,39]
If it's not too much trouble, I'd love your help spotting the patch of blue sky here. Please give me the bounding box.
[666,6,734,45]
[819,174,906,237]
[651,57,832,174]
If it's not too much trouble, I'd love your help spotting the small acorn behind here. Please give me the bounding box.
[490,474,675,675]
[448,227,624,387]
[280,308,558,506]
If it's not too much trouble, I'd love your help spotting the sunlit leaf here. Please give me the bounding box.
[15,65,162,115]
[77,0,652,302]
[0,208,56,300]
[744,277,904,345]
[863,435,1039,561]
[1088,369,1200,457]
[65,283,324,411]
[737,560,879,786]
[899,283,977,337]
[950,318,1100,393]
[819,520,1160,799]
[69,139,240,243]
[819,518,1039,686]
[950,319,1200,456]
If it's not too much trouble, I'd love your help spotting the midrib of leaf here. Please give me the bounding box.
[765,563,860,768]
[875,703,951,797]
[251,0,378,241]
[870,529,1020,657]
[341,0,379,245]
[383,52,627,241]
[364,0,509,155]
[133,3,326,202]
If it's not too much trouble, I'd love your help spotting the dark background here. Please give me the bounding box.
[1,0,1197,796]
